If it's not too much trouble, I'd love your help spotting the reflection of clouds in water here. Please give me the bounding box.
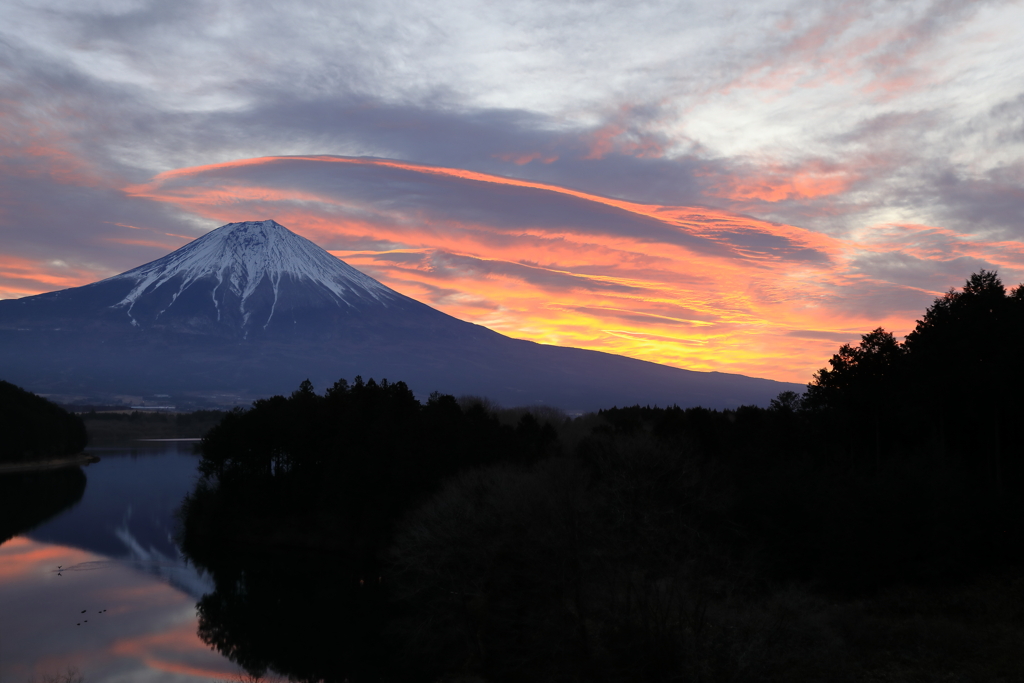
[114,507,213,599]
[1,447,241,680]
[0,536,236,683]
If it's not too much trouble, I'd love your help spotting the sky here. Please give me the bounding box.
[2,0,1023,384]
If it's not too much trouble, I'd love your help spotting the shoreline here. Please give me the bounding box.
[0,453,100,474]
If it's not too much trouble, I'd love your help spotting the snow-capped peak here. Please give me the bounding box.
[107,220,399,328]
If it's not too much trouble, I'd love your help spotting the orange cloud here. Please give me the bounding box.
[0,107,108,190]
[583,123,627,160]
[719,3,963,102]
[856,223,1024,265]
[18,143,106,187]
[493,151,559,165]
[704,161,856,203]
[14,153,1022,385]
[0,255,101,299]
[582,122,666,160]
[118,155,911,383]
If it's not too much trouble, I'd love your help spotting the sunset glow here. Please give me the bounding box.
[111,155,1022,383]
[2,0,1023,385]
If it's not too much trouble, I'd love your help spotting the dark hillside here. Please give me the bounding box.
[0,380,87,462]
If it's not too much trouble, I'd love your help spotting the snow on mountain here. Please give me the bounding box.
[104,220,400,330]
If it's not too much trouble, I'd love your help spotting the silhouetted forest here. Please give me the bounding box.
[178,271,1024,683]
[178,377,559,681]
[0,380,87,462]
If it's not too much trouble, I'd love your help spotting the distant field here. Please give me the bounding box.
[80,410,226,443]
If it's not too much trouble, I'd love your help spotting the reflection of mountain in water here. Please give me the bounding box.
[115,510,213,598]
[25,443,212,598]
[0,467,86,545]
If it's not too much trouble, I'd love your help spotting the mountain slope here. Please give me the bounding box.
[0,220,802,410]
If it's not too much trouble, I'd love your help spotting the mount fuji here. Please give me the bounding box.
[0,220,801,410]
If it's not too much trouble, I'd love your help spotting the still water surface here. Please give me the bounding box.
[0,443,244,683]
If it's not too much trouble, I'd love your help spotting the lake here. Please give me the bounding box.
[0,442,246,683]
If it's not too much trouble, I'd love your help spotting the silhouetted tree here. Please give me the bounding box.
[805,327,906,463]
[769,390,803,413]
[905,270,1021,400]
[903,269,1024,488]
[791,270,1024,579]
[804,328,903,413]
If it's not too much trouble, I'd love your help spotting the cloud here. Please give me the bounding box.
[99,155,1022,381]
[0,151,201,297]
[787,329,863,343]
[2,0,1024,384]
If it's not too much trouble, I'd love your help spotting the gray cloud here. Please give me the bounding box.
[563,305,719,328]
[5,0,1023,253]
[416,251,646,295]
[786,329,863,343]
[849,250,998,292]
[149,156,832,264]
[0,160,199,274]
[2,0,1023,385]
